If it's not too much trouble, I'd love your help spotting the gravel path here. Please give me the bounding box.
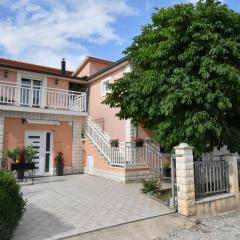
[159,211,240,240]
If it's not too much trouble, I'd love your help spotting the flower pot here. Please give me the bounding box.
[56,162,64,176]
[163,168,171,177]
[110,142,119,148]
[24,162,35,169]
[11,163,36,180]
[135,141,144,147]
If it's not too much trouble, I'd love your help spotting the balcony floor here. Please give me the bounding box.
[0,103,88,116]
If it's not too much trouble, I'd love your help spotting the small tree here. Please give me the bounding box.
[104,0,240,153]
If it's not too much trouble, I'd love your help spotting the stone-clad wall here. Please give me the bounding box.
[174,143,196,216]
[175,143,240,217]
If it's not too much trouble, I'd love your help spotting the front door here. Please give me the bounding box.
[25,130,52,176]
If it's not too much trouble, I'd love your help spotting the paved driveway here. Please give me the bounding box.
[13,174,172,240]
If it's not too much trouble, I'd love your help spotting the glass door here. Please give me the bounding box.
[25,131,53,176]
[21,78,42,107]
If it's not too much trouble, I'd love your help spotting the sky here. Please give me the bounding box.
[0,0,239,70]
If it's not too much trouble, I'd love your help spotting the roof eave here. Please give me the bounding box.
[86,56,129,82]
[0,64,87,82]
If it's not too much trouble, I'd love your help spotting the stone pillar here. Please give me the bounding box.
[125,119,137,163]
[125,119,136,142]
[72,120,83,173]
[174,143,196,216]
[225,154,240,208]
[0,116,4,168]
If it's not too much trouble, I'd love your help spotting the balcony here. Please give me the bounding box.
[0,81,87,115]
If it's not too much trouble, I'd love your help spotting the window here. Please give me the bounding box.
[21,77,42,106]
[101,77,112,96]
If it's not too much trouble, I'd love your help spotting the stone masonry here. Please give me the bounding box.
[174,143,196,216]
[125,119,136,142]
[225,154,240,208]
[72,120,83,173]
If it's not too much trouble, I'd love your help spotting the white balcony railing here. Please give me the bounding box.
[0,81,87,112]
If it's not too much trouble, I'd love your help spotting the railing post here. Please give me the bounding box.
[41,87,47,108]
[84,92,87,112]
[16,84,21,106]
[174,143,196,216]
[124,142,127,165]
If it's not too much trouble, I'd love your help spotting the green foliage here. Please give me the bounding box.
[7,147,21,162]
[142,179,160,194]
[110,139,119,147]
[7,146,37,163]
[0,170,26,240]
[104,0,240,153]
[25,146,38,163]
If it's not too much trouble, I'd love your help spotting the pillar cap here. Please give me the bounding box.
[174,143,194,149]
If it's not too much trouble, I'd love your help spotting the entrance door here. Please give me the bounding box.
[25,130,52,176]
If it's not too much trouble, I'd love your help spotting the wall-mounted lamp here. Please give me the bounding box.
[4,70,8,78]
[55,79,59,85]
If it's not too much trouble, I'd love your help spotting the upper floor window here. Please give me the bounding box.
[101,77,112,96]
[21,77,42,106]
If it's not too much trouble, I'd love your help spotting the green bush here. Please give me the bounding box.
[0,170,26,240]
[142,179,160,194]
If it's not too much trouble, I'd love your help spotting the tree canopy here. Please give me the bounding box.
[103,0,240,153]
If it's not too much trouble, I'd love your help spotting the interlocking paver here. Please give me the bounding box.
[13,174,172,240]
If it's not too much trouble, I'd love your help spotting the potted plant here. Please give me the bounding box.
[25,146,37,170]
[7,147,21,163]
[55,151,64,176]
[8,146,37,179]
[163,161,171,177]
[8,147,23,179]
[110,139,119,148]
[134,138,144,147]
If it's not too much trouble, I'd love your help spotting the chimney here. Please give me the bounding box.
[61,58,66,75]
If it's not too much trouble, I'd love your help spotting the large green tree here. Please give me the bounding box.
[103,0,240,153]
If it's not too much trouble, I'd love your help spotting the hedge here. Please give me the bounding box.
[0,170,26,240]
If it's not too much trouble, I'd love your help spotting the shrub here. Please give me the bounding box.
[0,170,26,240]
[142,179,160,194]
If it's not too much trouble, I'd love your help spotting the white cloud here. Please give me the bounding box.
[0,0,136,70]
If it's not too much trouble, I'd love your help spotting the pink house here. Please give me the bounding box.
[0,56,163,182]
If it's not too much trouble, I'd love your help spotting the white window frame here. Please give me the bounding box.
[101,77,112,96]
[16,71,47,107]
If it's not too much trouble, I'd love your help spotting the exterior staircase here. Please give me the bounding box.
[85,118,165,179]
